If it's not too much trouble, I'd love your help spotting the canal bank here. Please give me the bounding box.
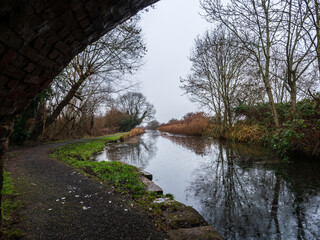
[93,130,320,240]
[46,133,224,239]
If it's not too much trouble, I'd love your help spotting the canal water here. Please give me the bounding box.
[93,130,320,240]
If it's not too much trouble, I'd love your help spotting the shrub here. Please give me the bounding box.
[270,119,320,159]
[158,112,210,136]
[203,124,225,138]
[230,123,266,143]
[125,128,146,139]
[10,115,30,145]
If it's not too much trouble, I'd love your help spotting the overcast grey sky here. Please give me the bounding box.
[135,0,211,123]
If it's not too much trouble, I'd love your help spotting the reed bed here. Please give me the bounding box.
[158,114,210,136]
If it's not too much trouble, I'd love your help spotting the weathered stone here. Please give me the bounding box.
[24,63,36,73]
[74,7,88,21]
[12,54,28,68]
[48,49,60,60]
[162,204,209,229]
[23,75,42,85]
[167,226,224,240]
[80,18,91,29]
[7,79,20,89]
[32,66,43,76]
[41,8,56,20]
[139,175,163,194]
[40,58,59,70]
[140,170,153,180]
[0,50,17,64]
[64,35,76,46]
[19,44,42,62]
[0,25,23,49]
[55,41,71,54]
[0,75,9,87]
[6,65,25,80]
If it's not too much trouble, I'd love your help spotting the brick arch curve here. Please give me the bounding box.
[0,0,158,124]
[0,1,158,205]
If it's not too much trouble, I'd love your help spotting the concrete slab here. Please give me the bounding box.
[139,170,153,180]
[139,176,163,194]
[167,226,224,240]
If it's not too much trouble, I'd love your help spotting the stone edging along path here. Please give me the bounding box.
[6,138,224,239]
[138,171,224,240]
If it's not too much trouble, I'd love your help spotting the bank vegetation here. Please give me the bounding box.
[162,0,320,161]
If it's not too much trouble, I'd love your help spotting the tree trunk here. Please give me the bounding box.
[0,121,13,231]
[46,71,90,128]
[30,71,90,140]
[227,106,232,128]
[290,81,297,116]
[315,0,320,75]
[265,80,280,128]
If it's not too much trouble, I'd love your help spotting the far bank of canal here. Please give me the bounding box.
[93,130,320,240]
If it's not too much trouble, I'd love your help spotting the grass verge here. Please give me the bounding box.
[49,132,176,231]
[49,134,147,196]
[1,171,24,239]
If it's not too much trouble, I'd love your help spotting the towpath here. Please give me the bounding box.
[6,139,166,240]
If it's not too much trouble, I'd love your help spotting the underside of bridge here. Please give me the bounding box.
[0,0,158,219]
[0,0,158,124]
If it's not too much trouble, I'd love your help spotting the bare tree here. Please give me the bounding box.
[117,92,156,131]
[31,17,145,139]
[303,0,320,74]
[201,0,285,127]
[181,27,249,128]
[276,0,317,114]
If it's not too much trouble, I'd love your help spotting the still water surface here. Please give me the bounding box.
[94,130,320,239]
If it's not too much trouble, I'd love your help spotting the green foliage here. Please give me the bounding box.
[217,97,320,160]
[1,171,24,238]
[10,115,30,145]
[50,134,147,197]
[50,134,122,163]
[10,88,52,145]
[296,99,320,119]
[1,171,14,196]
[118,117,141,132]
[81,161,146,198]
[270,119,305,161]
[235,99,320,127]
[234,102,291,126]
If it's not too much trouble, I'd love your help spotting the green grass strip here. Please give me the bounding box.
[49,134,146,198]
[1,171,24,238]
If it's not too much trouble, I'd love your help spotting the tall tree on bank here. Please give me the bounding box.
[201,0,284,128]
[181,27,249,128]
[303,0,320,74]
[277,0,316,115]
[302,0,320,105]
[30,17,146,139]
[117,92,156,131]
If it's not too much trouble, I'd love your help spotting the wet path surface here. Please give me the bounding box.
[6,139,166,240]
[94,130,320,240]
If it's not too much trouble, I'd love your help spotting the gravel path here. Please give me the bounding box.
[6,140,166,240]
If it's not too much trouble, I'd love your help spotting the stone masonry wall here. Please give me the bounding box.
[0,0,159,124]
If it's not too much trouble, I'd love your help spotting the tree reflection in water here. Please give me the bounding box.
[160,132,213,156]
[95,131,320,239]
[166,138,320,240]
[95,130,158,169]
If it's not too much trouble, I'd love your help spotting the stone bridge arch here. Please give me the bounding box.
[0,0,158,213]
[0,0,158,124]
